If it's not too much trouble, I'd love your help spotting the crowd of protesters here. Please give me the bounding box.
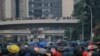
[0,39,100,56]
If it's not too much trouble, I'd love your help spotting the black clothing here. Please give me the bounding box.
[92,51,100,56]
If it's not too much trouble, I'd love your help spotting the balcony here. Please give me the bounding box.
[43,30,64,34]
[0,30,65,35]
[0,30,30,35]
[0,18,79,26]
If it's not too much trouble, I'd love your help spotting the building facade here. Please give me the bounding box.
[0,0,74,19]
[62,0,74,17]
[28,0,62,17]
[15,0,20,18]
[19,0,74,18]
[0,0,5,18]
[0,0,77,42]
[5,0,12,18]
[19,0,28,17]
[0,0,16,19]
[5,0,16,18]
[0,18,79,42]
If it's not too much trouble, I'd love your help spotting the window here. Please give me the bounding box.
[50,3,53,7]
[31,4,34,7]
[29,10,34,15]
[34,10,42,17]
[29,0,34,2]
[34,0,42,2]
[34,3,42,7]
[43,3,48,7]
[43,0,48,2]
[32,0,34,2]
[42,9,50,16]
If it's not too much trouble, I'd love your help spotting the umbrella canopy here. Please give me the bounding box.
[39,41,47,48]
[87,45,98,50]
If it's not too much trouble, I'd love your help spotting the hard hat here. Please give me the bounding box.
[7,45,20,53]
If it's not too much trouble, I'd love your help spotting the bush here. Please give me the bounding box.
[93,34,100,42]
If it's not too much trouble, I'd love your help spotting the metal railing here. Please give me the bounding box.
[0,17,77,21]
[0,30,65,35]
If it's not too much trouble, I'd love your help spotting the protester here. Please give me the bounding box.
[92,42,100,56]
[74,46,84,56]
[51,48,62,56]
[82,49,88,56]
[34,47,48,56]
[0,47,9,56]
[1,39,100,56]
[86,44,98,56]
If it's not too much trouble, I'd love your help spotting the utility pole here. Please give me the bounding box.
[82,14,84,41]
[84,0,93,41]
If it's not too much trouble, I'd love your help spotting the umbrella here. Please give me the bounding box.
[87,45,97,50]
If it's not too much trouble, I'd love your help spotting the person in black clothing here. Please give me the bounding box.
[18,47,38,56]
[92,51,100,56]
[74,46,84,56]
[1,48,9,56]
[92,43,100,56]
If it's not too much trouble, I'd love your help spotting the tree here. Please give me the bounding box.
[93,24,100,42]
[93,24,100,34]
[64,27,78,40]
[72,0,84,18]
[93,0,100,24]
[93,35,100,42]
[71,30,79,40]
[73,0,89,39]
[64,28,71,40]
[73,0,100,40]
[83,0,100,39]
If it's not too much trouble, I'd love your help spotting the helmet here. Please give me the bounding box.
[7,45,20,53]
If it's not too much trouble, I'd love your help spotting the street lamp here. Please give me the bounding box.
[84,3,93,41]
[82,14,84,41]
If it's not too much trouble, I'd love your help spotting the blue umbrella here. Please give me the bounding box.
[39,41,47,48]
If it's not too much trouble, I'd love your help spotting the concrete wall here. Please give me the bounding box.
[0,0,5,18]
[11,0,16,18]
[19,0,28,17]
[5,0,12,18]
[62,0,74,17]
[0,19,79,25]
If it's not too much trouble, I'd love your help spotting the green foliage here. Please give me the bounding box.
[73,0,100,40]
[71,30,79,40]
[65,0,100,40]
[93,0,100,25]
[64,28,70,36]
[72,0,87,39]
[64,27,78,40]
[73,0,84,18]
[93,34,100,42]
